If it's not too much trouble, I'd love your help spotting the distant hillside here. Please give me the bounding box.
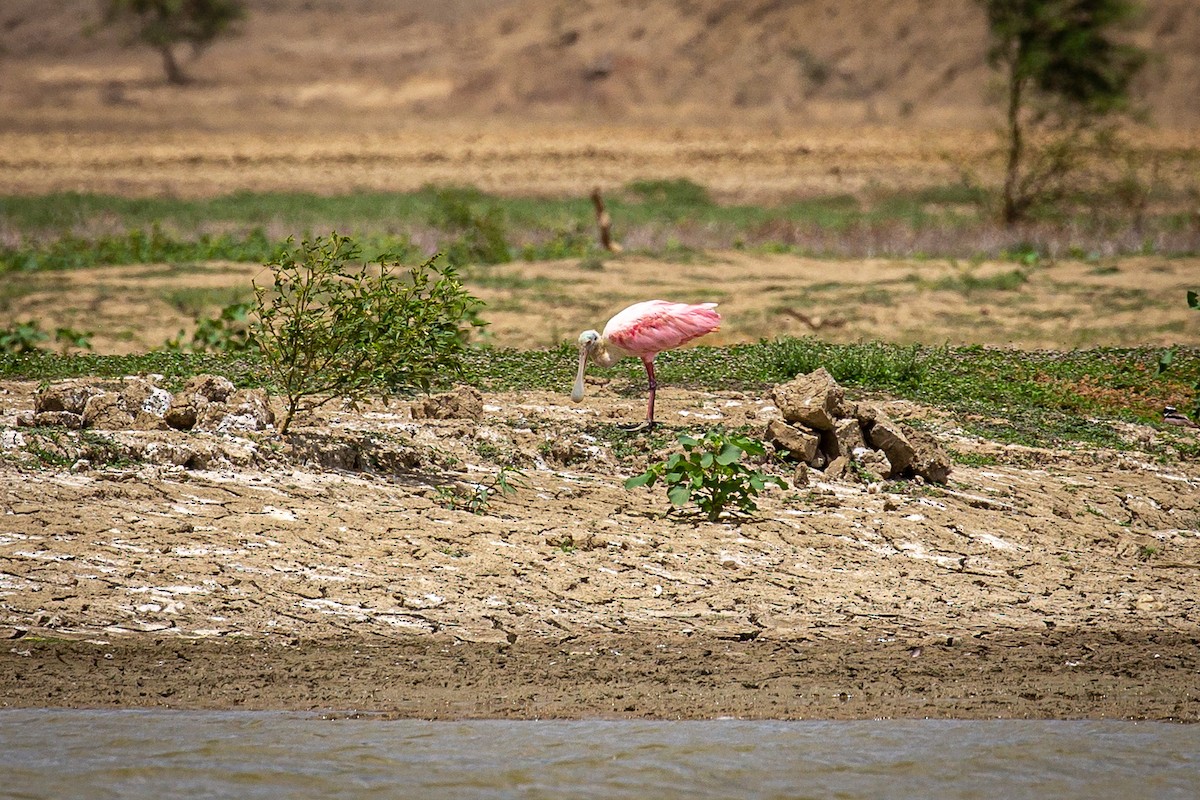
[1,0,1197,128]
[450,0,1200,127]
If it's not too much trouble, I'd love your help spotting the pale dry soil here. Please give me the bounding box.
[2,379,1199,720]
[6,252,1200,355]
[4,0,1200,721]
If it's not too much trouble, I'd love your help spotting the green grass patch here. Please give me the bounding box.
[945,448,1001,467]
[0,351,268,391]
[162,286,253,316]
[2,339,1196,451]
[3,180,1196,272]
[0,227,282,274]
[932,269,1029,293]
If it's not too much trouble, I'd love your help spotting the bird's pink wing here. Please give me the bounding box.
[604,300,720,356]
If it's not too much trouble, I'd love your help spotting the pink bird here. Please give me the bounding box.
[571,300,721,429]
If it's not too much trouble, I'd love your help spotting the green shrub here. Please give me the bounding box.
[429,188,511,267]
[625,430,787,521]
[1,321,92,354]
[625,178,713,208]
[166,301,256,353]
[253,232,484,434]
[0,321,48,353]
[1156,289,1200,420]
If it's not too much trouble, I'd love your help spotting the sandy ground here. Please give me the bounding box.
[2,378,1199,720]
[3,185,1199,722]
[7,252,1200,356]
[2,0,1199,719]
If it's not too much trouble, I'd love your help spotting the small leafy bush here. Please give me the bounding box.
[253,232,484,434]
[625,178,713,208]
[429,187,511,267]
[166,301,256,353]
[625,430,787,521]
[436,464,527,514]
[0,320,93,354]
[1156,289,1200,420]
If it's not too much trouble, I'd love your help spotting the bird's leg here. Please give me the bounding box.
[616,357,658,432]
[644,357,657,425]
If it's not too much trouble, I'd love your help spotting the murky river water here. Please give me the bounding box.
[1,711,1197,799]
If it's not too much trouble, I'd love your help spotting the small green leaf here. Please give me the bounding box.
[700,452,714,469]
[1157,347,1175,376]
[624,471,656,489]
[715,443,744,466]
[737,439,766,456]
[667,484,691,507]
[1188,290,1199,310]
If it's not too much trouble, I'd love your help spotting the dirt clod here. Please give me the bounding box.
[411,385,484,421]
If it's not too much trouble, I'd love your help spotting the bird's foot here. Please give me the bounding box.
[617,420,657,433]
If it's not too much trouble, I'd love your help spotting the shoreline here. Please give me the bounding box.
[4,630,1197,722]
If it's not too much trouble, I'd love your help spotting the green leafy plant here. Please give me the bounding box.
[625,430,787,521]
[166,301,256,353]
[1,321,93,354]
[252,232,484,434]
[0,321,49,353]
[1156,290,1200,421]
[436,464,527,514]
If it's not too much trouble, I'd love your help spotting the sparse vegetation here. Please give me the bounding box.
[251,233,483,434]
[165,300,256,353]
[1,321,93,355]
[1156,289,1200,421]
[932,268,1029,294]
[100,0,245,85]
[436,465,528,514]
[625,431,787,521]
[978,0,1146,224]
[1136,544,1159,561]
[3,180,1196,274]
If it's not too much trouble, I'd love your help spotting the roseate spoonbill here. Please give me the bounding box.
[571,300,721,429]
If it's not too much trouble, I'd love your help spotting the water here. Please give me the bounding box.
[1,711,1197,799]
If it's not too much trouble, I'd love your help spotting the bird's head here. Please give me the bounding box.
[571,330,602,402]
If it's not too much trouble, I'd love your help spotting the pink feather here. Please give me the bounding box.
[603,300,721,358]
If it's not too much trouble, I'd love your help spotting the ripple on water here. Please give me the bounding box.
[0,711,1198,800]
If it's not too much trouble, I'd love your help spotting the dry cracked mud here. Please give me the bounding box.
[3,380,1199,720]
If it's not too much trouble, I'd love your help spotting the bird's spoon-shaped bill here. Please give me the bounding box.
[571,346,589,402]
